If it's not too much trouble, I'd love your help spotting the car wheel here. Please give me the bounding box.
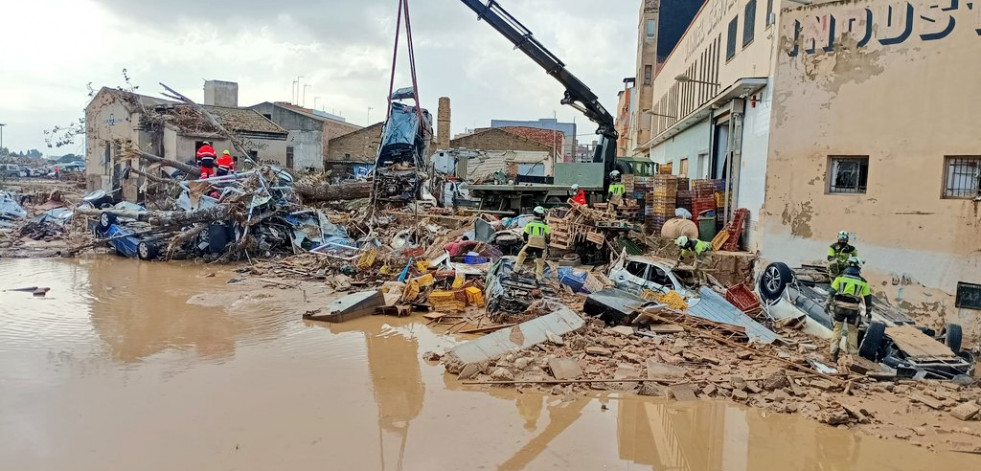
[98,212,117,232]
[859,321,887,361]
[758,262,794,304]
[945,323,963,354]
[137,241,159,260]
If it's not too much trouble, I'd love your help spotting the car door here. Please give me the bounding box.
[611,260,650,294]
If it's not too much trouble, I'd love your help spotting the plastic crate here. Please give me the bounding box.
[464,254,489,264]
[725,284,761,313]
[465,286,485,307]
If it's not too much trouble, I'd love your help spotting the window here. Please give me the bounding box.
[248,150,258,160]
[680,158,689,177]
[286,146,294,168]
[766,0,775,26]
[726,17,738,60]
[344,153,352,161]
[646,265,671,287]
[643,65,652,85]
[743,1,756,46]
[262,113,272,121]
[828,156,869,194]
[943,156,981,199]
[625,261,648,278]
[645,19,656,39]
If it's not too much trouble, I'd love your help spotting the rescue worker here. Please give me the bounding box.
[675,235,712,268]
[570,183,587,205]
[607,170,625,206]
[514,206,551,282]
[827,230,858,277]
[195,142,217,179]
[217,149,235,176]
[825,256,873,362]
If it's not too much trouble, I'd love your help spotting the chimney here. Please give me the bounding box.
[203,80,239,107]
[437,96,451,150]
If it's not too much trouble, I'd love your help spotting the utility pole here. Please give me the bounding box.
[367,106,373,125]
[293,75,303,105]
[314,96,321,110]
[302,84,310,107]
[0,123,6,154]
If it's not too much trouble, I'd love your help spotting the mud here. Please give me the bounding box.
[2,257,980,470]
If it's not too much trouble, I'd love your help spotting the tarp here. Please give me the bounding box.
[689,287,781,344]
[0,191,27,220]
[449,307,585,364]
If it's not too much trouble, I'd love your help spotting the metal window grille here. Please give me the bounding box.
[828,156,869,194]
[743,0,757,47]
[943,156,981,198]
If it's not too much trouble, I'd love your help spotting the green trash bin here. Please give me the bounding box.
[697,210,717,240]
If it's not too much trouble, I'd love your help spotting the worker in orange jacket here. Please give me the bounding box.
[196,143,217,179]
[217,150,235,176]
[570,183,587,205]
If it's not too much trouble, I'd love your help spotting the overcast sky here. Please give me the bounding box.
[0,0,639,156]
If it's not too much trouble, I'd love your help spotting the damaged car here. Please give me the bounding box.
[758,262,973,379]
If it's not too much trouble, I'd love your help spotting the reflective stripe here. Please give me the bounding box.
[525,221,550,237]
[609,184,625,196]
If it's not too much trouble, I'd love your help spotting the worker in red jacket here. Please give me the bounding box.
[196,143,217,179]
[217,149,235,176]
[570,183,587,205]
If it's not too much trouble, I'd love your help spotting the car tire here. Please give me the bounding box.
[98,212,117,232]
[758,262,794,304]
[945,323,963,354]
[137,241,159,261]
[859,321,887,361]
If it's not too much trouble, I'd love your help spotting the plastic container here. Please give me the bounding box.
[464,254,489,264]
[698,211,717,240]
[465,286,485,307]
[725,284,761,313]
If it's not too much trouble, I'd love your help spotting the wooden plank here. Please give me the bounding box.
[909,393,944,410]
[458,323,516,335]
[886,325,957,360]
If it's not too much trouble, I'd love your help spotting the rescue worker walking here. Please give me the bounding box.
[196,142,217,179]
[825,256,873,362]
[607,171,625,206]
[514,206,551,282]
[675,235,712,268]
[827,230,858,277]
[217,149,235,176]
[569,183,587,205]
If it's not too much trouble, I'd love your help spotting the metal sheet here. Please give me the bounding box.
[689,287,780,344]
[553,162,604,188]
[449,307,585,364]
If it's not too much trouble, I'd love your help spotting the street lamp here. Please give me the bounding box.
[674,74,720,87]
[0,123,6,153]
[367,106,373,124]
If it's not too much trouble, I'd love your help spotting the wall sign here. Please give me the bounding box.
[955,281,981,310]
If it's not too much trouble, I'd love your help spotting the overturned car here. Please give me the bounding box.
[758,262,973,379]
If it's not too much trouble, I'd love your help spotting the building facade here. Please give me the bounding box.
[615,78,635,157]
[250,102,361,172]
[761,0,981,310]
[632,0,778,250]
[324,122,385,177]
[490,118,576,161]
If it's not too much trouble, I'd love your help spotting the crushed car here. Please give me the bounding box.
[758,262,973,379]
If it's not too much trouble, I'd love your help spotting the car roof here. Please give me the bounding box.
[625,255,676,269]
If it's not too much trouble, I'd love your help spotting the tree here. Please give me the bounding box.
[45,68,138,148]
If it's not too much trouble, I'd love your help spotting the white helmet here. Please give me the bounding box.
[847,256,863,268]
[610,170,621,178]
[675,236,689,247]
[570,183,579,192]
[533,206,546,217]
[837,230,849,241]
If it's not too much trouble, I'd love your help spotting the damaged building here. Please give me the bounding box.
[249,101,361,172]
[84,85,288,201]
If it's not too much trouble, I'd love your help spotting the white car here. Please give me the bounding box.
[608,255,697,298]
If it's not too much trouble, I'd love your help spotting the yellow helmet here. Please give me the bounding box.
[222,149,231,155]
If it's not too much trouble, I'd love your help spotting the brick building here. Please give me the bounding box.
[249,102,360,171]
[324,122,384,176]
[450,128,553,156]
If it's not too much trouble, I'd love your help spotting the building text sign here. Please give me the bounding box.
[955,282,981,310]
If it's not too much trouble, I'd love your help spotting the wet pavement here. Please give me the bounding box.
[1,257,978,470]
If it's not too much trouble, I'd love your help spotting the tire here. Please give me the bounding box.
[859,321,887,361]
[614,160,632,176]
[98,212,117,232]
[758,262,794,304]
[916,326,936,338]
[945,323,963,354]
[137,241,159,261]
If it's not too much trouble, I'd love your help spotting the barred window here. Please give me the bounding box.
[828,156,869,194]
[943,156,981,199]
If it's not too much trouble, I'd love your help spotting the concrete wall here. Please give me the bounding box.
[451,128,553,157]
[763,0,981,301]
[327,123,384,164]
[84,91,140,191]
[736,84,772,252]
[204,80,238,108]
[288,130,323,170]
[654,119,711,175]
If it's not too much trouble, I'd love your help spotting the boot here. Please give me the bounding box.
[535,258,545,282]
[830,350,839,363]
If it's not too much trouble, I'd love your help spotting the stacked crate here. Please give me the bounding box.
[632,176,654,223]
[646,175,678,234]
[714,179,728,229]
[675,178,692,214]
[692,179,717,219]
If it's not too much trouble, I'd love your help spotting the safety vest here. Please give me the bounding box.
[828,243,857,264]
[524,221,550,237]
[682,240,712,258]
[609,183,625,196]
[831,274,870,297]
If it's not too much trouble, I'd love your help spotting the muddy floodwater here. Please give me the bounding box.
[1,257,979,470]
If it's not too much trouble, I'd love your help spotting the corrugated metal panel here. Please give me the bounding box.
[689,287,780,344]
[449,308,585,364]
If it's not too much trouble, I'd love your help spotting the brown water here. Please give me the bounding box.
[1,257,978,471]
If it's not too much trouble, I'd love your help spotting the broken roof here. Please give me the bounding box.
[201,105,287,135]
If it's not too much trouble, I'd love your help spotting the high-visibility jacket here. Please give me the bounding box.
[830,273,873,315]
[609,183,625,196]
[827,242,858,265]
[572,189,587,205]
[682,239,712,258]
[217,154,234,171]
[196,145,216,159]
[523,220,550,248]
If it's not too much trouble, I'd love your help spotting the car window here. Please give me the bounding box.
[647,265,671,287]
[625,261,648,278]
